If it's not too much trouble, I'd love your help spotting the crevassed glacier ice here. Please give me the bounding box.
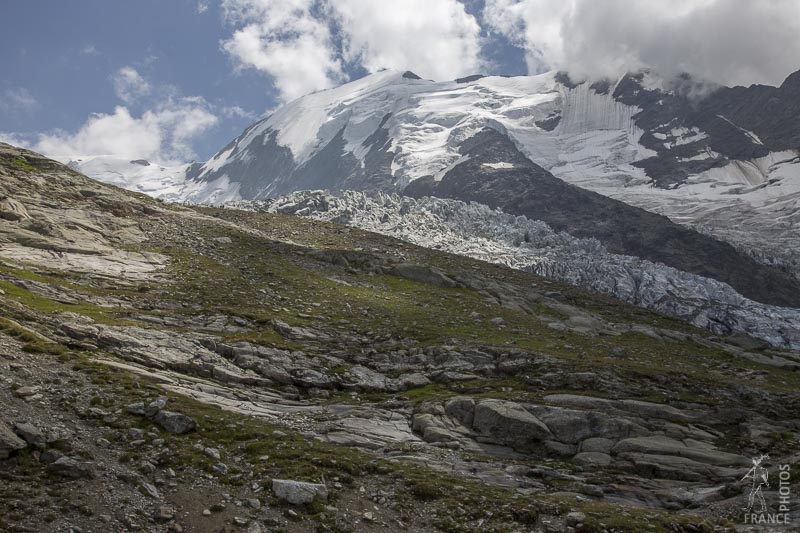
[226,191,800,350]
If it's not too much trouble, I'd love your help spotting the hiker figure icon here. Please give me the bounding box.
[742,454,770,513]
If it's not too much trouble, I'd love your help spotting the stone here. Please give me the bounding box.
[574,452,612,467]
[272,479,329,505]
[40,449,64,464]
[620,453,742,482]
[155,506,175,522]
[612,436,750,467]
[544,440,576,456]
[152,411,196,434]
[46,457,97,479]
[0,197,30,221]
[397,373,431,389]
[579,437,615,454]
[341,365,396,392]
[0,420,27,459]
[566,511,586,527]
[270,319,328,341]
[14,386,40,398]
[140,482,160,499]
[212,463,228,476]
[204,447,221,460]
[14,422,45,447]
[126,402,147,416]
[579,484,605,497]
[422,426,460,444]
[472,400,551,452]
[145,397,168,418]
[291,368,335,389]
[532,406,645,444]
[444,397,475,427]
[618,400,691,423]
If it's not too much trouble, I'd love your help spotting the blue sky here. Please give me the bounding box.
[0,0,528,163]
[1,0,797,164]
[1,1,272,161]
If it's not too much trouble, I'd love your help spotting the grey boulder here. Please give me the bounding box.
[272,479,329,505]
[472,400,552,452]
[152,410,197,434]
[0,420,27,459]
[46,457,97,479]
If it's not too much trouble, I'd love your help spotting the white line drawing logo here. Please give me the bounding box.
[742,454,770,513]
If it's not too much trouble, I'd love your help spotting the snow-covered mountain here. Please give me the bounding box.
[72,67,800,313]
[183,68,800,277]
[61,156,195,201]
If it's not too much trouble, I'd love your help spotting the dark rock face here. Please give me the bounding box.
[405,128,800,308]
[609,70,800,187]
[200,129,296,199]
[197,115,398,199]
[455,74,486,84]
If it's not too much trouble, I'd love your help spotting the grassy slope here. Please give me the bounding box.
[4,144,797,530]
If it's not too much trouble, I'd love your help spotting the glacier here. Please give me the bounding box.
[226,190,800,351]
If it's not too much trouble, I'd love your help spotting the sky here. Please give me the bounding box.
[1,0,798,165]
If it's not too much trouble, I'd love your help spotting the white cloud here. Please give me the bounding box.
[333,0,483,80]
[32,97,218,164]
[1,88,39,113]
[220,0,484,102]
[221,0,344,102]
[4,65,253,164]
[197,1,209,14]
[220,105,258,120]
[0,131,31,147]
[483,0,800,87]
[112,66,152,104]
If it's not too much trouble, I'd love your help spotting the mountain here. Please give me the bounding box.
[2,142,800,531]
[61,155,206,203]
[169,69,800,308]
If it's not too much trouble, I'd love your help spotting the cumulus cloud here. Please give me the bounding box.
[220,0,484,102]
[483,0,800,87]
[221,0,345,102]
[0,88,39,113]
[112,66,152,104]
[334,0,482,80]
[0,131,31,147]
[33,97,218,163]
[4,65,257,164]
